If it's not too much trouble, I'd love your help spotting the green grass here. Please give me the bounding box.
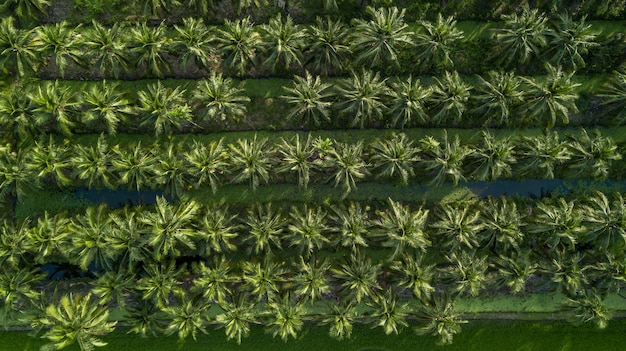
[3,319,626,351]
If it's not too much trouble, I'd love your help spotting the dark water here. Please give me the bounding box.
[75,188,172,208]
[467,179,624,198]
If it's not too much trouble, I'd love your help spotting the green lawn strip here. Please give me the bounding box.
[3,319,626,351]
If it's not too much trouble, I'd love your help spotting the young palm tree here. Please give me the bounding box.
[2,0,50,21]
[491,252,537,294]
[562,289,612,329]
[141,196,200,261]
[242,203,285,255]
[106,207,151,269]
[492,7,550,66]
[366,290,410,335]
[81,81,132,134]
[545,250,588,295]
[415,294,467,345]
[0,266,43,322]
[287,205,330,258]
[329,202,372,252]
[375,198,430,259]
[228,136,273,191]
[194,203,239,256]
[480,197,525,254]
[0,219,33,267]
[0,148,38,199]
[331,249,382,303]
[387,76,430,128]
[31,293,117,351]
[162,294,210,340]
[215,17,263,77]
[472,71,525,126]
[281,72,333,127]
[520,64,579,128]
[173,17,213,71]
[68,203,114,271]
[468,131,517,181]
[111,142,159,191]
[154,141,191,198]
[518,131,571,179]
[335,69,390,128]
[544,13,597,70]
[581,191,626,254]
[136,259,185,308]
[275,134,316,189]
[566,129,622,180]
[124,298,166,337]
[192,73,250,123]
[28,80,79,135]
[415,14,464,70]
[26,211,72,264]
[0,89,38,138]
[369,133,420,185]
[427,71,471,125]
[25,136,72,188]
[598,71,626,124]
[321,301,358,341]
[33,21,81,78]
[130,22,171,78]
[0,17,38,77]
[304,17,350,75]
[81,20,130,79]
[240,253,286,302]
[265,294,308,341]
[529,198,584,253]
[419,132,472,186]
[292,256,332,302]
[444,251,490,296]
[192,256,237,304]
[90,268,135,308]
[325,141,369,193]
[351,6,414,68]
[183,139,229,194]
[136,81,192,135]
[260,14,306,73]
[431,203,484,254]
[215,295,257,344]
[390,252,435,300]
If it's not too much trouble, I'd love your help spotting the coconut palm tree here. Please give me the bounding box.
[351,6,413,68]
[215,295,257,344]
[31,293,117,351]
[443,251,490,296]
[193,73,250,123]
[90,268,135,308]
[191,256,237,304]
[81,81,132,134]
[390,252,435,300]
[0,219,33,267]
[68,203,114,271]
[520,64,579,128]
[545,250,589,295]
[0,17,38,77]
[136,81,192,135]
[265,294,308,342]
[125,298,166,337]
[241,253,286,302]
[518,131,571,179]
[562,289,612,329]
[241,203,285,255]
[581,191,626,254]
[544,13,597,70]
[287,205,329,258]
[335,69,390,128]
[228,136,273,191]
[598,71,626,124]
[106,207,151,269]
[431,203,484,253]
[468,131,517,181]
[472,71,525,126]
[387,76,430,128]
[369,133,420,185]
[281,72,333,127]
[528,198,584,253]
[25,136,72,188]
[139,0,181,16]
[375,198,430,259]
[136,260,185,308]
[111,142,159,191]
[215,17,263,77]
[0,89,38,138]
[275,134,317,189]
[329,202,372,252]
[141,196,200,261]
[0,266,43,323]
[183,139,229,193]
[28,80,79,135]
[415,294,467,345]
[2,0,50,21]
[325,141,369,193]
[173,17,213,71]
[331,249,382,303]
[154,141,191,198]
[234,0,267,15]
[195,203,239,256]
[0,148,38,199]
[81,20,130,79]
[366,290,410,335]
[492,7,550,67]
[491,251,537,294]
[186,0,214,14]
[427,71,471,125]
[260,14,306,73]
[419,132,472,186]
[26,212,72,264]
[321,301,358,341]
[304,17,350,76]
[33,21,81,78]
[414,14,464,71]
[480,196,525,254]
[292,256,331,302]
[130,22,171,78]
[162,294,210,340]
[566,129,622,180]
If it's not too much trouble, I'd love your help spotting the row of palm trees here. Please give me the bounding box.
[0,130,621,197]
[0,8,605,79]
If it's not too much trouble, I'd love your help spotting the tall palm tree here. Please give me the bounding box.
[415,294,467,345]
[215,17,263,77]
[518,131,571,179]
[192,256,237,304]
[106,207,151,269]
[0,219,33,267]
[430,203,484,253]
[366,290,410,335]
[183,139,229,194]
[419,132,472,186]
[136,81,192,135]
[28,80,79,135]
[242,203,285,255]
[228,136,273,191]
[194,203,239,256]
[415,14,464,71]
[0,266,43,323]
[331,249,382,303]
[0,89,38,138]
[480,196,525,254]
[25,136,72,188]
[130,22,171,78]
[260,14,306,73]
[68,203,114,271]
[329,202,372,252]
[0,148,38,198]
[369,133,420,185]
[545,250,589,295]
[598,71,626,124]
[566,129,621,180]
[520,64,579,128]
[2,0,50,21]
[492,7,550,67]
[528,198,584,253]
[162,294,210,340]
[427,71,471,125]
[544,13,597,70]
[135,259,185,308]
[33,22,81,78]
[111,142,159,191]
[192,73,250,123]
[444,251,490,296]
[375,198,430,259]
[325,141,369,193]
[387,76,430,128]
[321,301,358,341]
[292,256,332,302]
[390,252,435,300]
[468,131,517,181]
[276,134,316,189]
[240,253,286,302]
[90,268,135,308]
[265,294,307,342]
[304,17,350,76]
[287,205,329,258]
[124,298,166,337]
[154,141,191,198]
[581,191,626,254]
[0,17,38,77]
[26,211,72,264]
[215,295,257,344]
[491,251,537,294]
[173,17,213,71]
[281,72,333,127]
[31,293,117,351]
[472,71,525,126]
[81,81,132,134]
[350,6,413,68]
[81,20,130,79]
[335,69,390,128]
